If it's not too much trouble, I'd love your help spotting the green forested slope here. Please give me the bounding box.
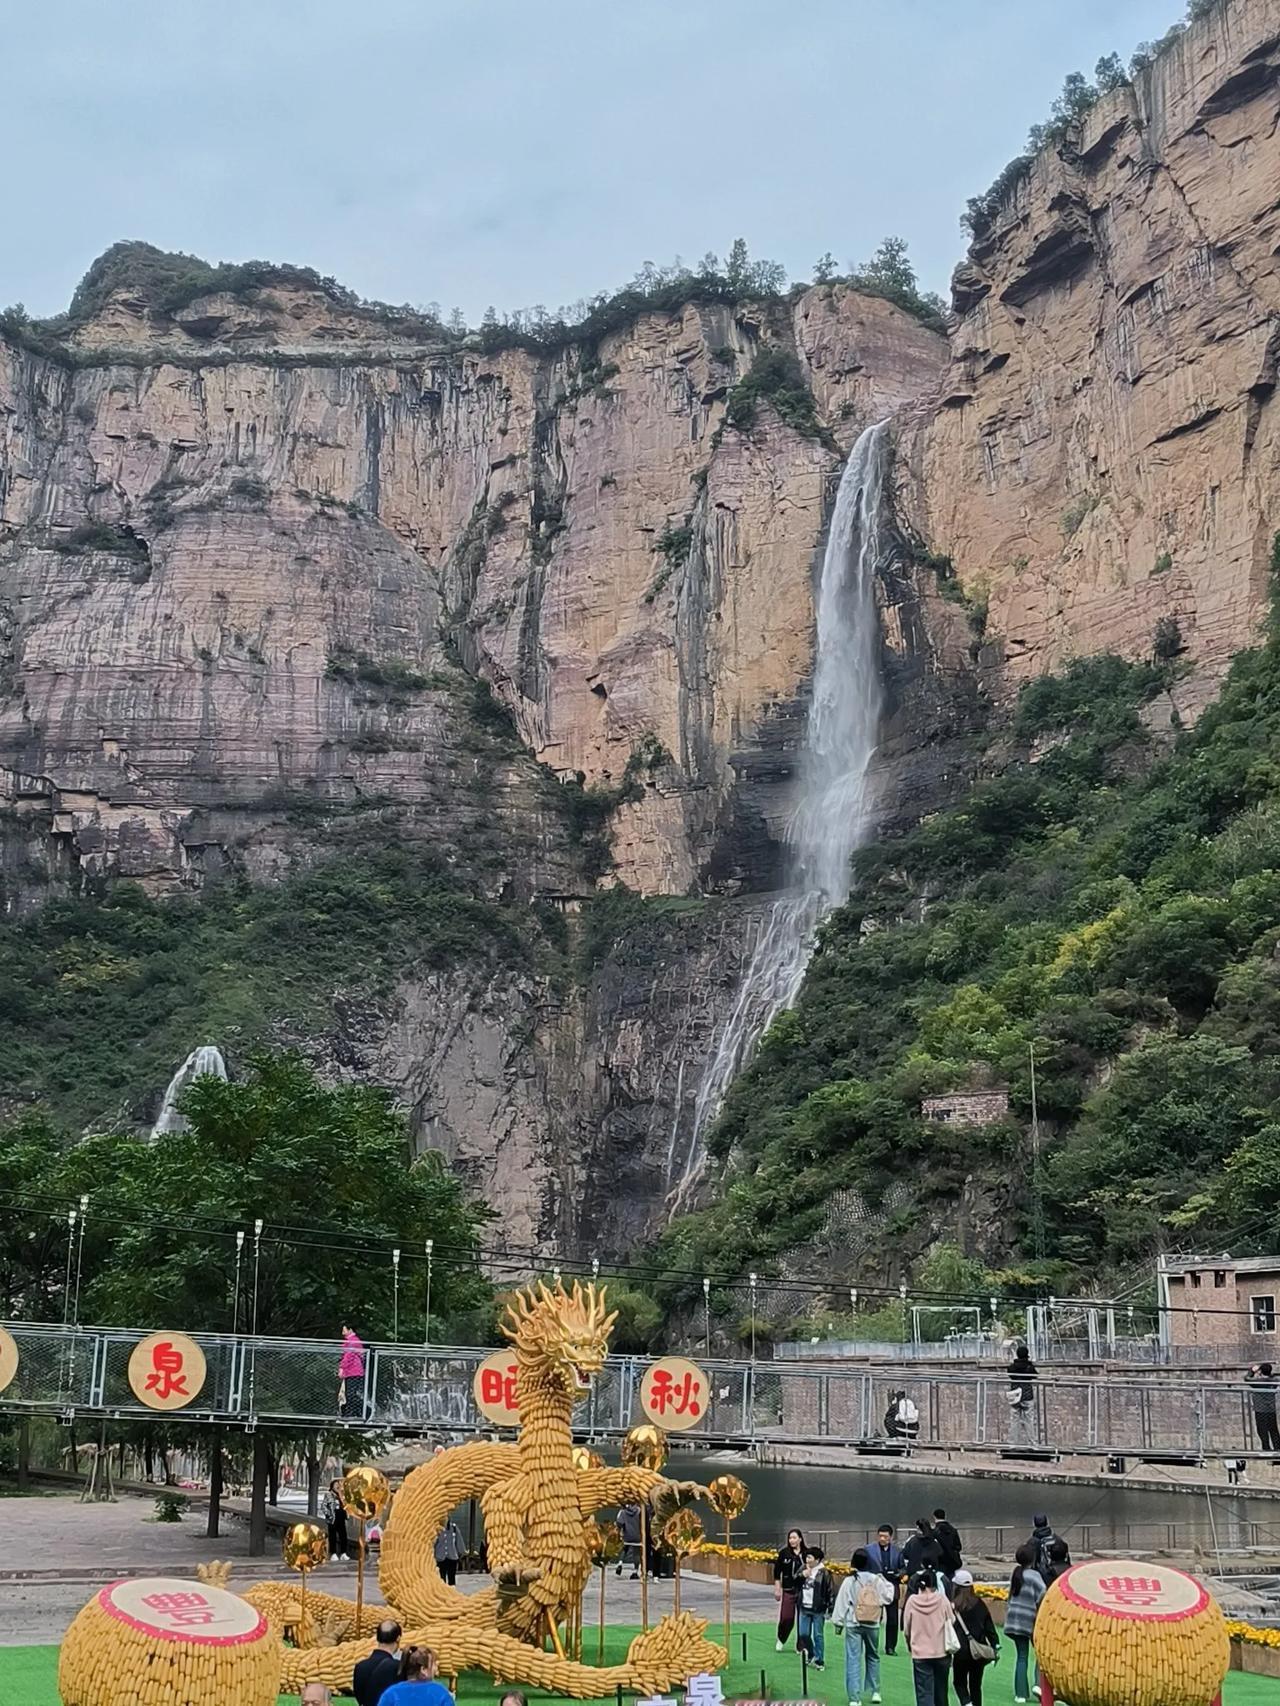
[659,568,1280,1297]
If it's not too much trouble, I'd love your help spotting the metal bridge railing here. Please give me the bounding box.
[2,1321,1278,1457]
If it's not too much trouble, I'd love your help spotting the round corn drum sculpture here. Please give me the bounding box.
[59,1575,279,1706]
[1035,1560,1229,1706]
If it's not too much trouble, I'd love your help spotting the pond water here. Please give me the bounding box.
[684,1453,1280,1561]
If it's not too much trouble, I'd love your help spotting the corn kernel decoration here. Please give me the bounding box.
[244,1280,730,1699]
[1035,1560,1229,1706]
[59,1575,278,1706]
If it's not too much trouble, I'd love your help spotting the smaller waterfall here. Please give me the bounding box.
[150,1045,228,1140]
[671,419,892,1204]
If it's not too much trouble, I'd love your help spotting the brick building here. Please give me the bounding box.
[920,1089,1010,1127]
[1158,1254,1280,1356]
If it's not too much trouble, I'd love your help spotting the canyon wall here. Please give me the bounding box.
[0,278,946,1250]
[899,0,1280,716]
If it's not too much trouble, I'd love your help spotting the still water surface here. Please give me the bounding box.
[686,1454,1280,1558]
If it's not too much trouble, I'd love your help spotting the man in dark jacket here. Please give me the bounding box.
[932,1507,963,1577]
[352,1619,401,1706]
[867,1523,905,1655]
[1248,1363,1280,1452]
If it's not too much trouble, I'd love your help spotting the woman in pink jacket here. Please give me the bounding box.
[338,1325,365,1417]
[901,1568,957,1706]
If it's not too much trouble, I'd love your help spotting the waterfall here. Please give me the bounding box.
[670,419,891,1204]
[150,1045,228,1140]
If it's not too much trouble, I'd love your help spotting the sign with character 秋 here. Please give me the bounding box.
[638,1356,709,1432]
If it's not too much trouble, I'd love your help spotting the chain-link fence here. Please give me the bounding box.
[2,1322,1279,1457]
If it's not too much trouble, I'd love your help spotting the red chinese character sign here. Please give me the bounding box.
[58,1575,280,1706]
[639,1356,708,1431]
[1034,1558,1228,1706]
[128,1331,207,1412]
[0,1327,17,1396]
[473,1349,521,1426]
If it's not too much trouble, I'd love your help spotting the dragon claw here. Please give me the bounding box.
[495,1562,544,1603]
[648,1478,707,1521]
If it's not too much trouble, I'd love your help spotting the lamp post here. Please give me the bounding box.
[703,1277,711,1356]
[899,1281,908,1346]
[232,1230,245,1333]
[249,1217,264,1416]
[748,1272,758,1364]
[250,1219,264,1335]
[591,1256,600,1283]
[62,1207,77,1327]
[424,1239,434,1347]
[72,1195,88,1326]
[392,1248,401,1343]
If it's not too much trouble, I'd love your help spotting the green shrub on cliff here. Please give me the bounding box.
[657,564,1280,1293]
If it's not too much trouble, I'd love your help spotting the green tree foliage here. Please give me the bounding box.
[657,558,1280,1297]
[2,1052,491,1338]
[0,839,548,1133]
[847,238,947,331]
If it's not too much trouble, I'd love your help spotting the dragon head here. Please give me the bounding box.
[501,1279,617,1398]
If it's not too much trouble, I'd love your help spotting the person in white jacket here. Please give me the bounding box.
[833,1546,896,1706]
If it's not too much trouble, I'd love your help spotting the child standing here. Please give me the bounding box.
[796,1546,835,1671]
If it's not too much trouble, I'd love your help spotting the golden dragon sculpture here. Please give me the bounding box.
[245,1280,727,1696]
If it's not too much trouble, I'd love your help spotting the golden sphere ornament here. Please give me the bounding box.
[340,1465,390,1521]
[707,1474,750,1520]
[621,1422,668,1472]
[586,1519,623,1565]
[281,1522,328,1573]
[661,1508,704,1554]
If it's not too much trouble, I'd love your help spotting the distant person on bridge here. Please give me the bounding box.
[1007,1345,1038,1446]
[866,1523,905,1655]
[338,1325,366,1417]
[1004,1544,1046,1704]
[772,1526,808,1650]
[322,1478,351,1561]
[931,1507,962,1579]
[1248,1361,1280,1452]
[885,1389,920,1447]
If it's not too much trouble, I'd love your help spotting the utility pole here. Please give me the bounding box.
[1029,1042,1047,1265]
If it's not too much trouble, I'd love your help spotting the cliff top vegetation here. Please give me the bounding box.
[0,236,944,369]
[962,0,1226,240]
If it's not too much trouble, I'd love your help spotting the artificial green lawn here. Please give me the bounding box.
[7,1622,1278,1703]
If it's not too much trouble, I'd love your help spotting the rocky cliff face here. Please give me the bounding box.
[899,0,1280,717]
[0,278,946,1249]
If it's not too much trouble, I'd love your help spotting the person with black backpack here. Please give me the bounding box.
[833,1546,895,1706]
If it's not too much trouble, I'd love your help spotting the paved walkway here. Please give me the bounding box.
[0,1496,776,1645]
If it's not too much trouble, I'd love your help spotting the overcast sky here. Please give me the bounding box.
[10,0,1179,323]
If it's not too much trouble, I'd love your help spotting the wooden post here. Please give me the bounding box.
[640,1504,649,1631]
